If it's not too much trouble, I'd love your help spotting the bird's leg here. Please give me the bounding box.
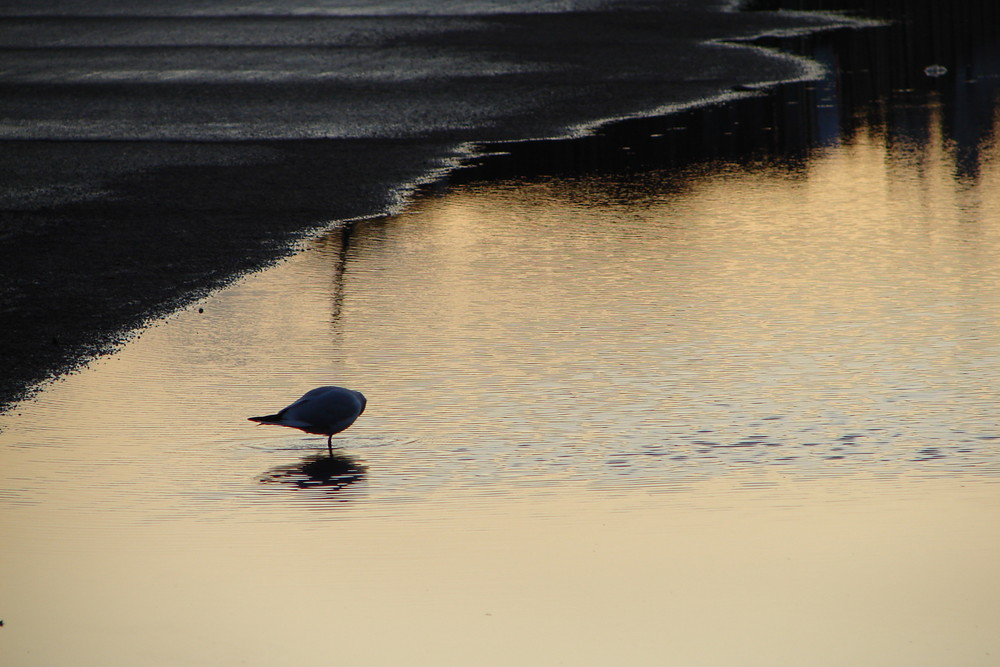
[327,434,334,458]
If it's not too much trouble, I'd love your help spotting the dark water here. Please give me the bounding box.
[453,0,1000,183]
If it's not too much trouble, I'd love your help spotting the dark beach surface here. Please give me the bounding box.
[0,0,994,410]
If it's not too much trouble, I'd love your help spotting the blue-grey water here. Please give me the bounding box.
[0,1,845,142]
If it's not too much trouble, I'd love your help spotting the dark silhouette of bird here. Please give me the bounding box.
[250,386,367,457]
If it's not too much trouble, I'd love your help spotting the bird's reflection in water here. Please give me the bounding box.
[260,451,367,492]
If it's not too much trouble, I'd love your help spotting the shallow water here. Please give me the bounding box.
[3,81,1000,662]
[5,7,1000,660]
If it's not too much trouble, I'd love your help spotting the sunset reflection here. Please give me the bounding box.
[3,28,1000,667]
[1,94,997,511]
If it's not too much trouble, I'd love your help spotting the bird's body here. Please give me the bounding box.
[250,386,367,456]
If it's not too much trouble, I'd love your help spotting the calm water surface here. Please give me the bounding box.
[3,104,1000,663]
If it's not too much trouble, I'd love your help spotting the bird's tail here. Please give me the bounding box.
[249,413,282,424]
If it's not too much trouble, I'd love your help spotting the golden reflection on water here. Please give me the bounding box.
[2,115,1000,664]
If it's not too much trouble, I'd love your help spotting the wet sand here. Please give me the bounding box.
[0,0,853,409]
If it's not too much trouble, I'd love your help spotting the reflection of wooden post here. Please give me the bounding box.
[330,222,354,324]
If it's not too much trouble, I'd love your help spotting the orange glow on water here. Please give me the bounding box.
[2,105,1000,665]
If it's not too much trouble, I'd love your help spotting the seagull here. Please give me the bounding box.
[249,386,367,457]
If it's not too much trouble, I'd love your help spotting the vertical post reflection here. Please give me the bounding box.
[311,221,356,327]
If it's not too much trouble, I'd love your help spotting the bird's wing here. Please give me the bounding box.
[249,393,318,425]
[249,387,362,434]
[288,396,358,425]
